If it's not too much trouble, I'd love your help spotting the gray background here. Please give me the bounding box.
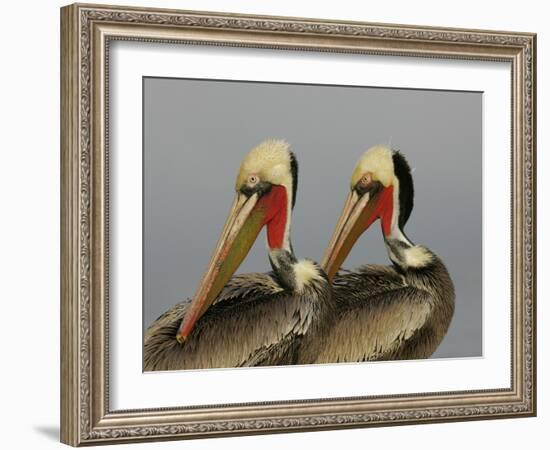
[143,77,482,359]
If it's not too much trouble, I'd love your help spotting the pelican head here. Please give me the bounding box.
[321,145,415,280]
[176,139,298,343]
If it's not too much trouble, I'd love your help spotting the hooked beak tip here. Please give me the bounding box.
[175,333,186,344]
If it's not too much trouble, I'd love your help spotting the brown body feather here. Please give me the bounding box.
[313,250,455,363]
[144,269,332,371]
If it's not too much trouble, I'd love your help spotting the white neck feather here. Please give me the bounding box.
[384,176,432,270]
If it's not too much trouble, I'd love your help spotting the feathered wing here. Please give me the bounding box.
[144,272,311,371]
[313,265,438,363]
[316,287,435,363]
[332,264,406,299]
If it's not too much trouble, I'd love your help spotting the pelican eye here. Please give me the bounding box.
[359,173,372,187]
[240,175,271,198]
[355,173,380,196]
[247,174,260,186]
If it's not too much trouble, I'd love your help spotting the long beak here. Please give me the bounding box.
[176,192,265,343]
[321,190,380,281]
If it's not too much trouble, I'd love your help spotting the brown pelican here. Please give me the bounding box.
[144,139,331,370]
[313,145,455,363]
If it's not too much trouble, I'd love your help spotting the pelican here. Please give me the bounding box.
[313,145,455,363]
[144,139,332,370]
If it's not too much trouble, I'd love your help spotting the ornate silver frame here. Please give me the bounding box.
[60,3,536,446]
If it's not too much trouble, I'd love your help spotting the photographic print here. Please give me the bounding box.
[142,78,481,371]
[61,4,535,445]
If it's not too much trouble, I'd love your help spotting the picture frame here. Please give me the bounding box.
[60,2,536,446]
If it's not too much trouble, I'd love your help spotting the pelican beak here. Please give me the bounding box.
[321,190,382,281]
[176,192,265,343]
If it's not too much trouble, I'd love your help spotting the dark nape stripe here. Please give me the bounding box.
[392,151,414,229]
[289,151,299,209]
